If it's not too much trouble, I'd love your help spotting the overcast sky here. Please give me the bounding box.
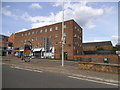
[1,1,119,46]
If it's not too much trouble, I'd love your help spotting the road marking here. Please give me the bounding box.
[72,74,119,84]
[10,66,43,73]
[68,76,119,86]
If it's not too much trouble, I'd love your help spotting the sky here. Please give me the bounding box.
[1,1,119,46]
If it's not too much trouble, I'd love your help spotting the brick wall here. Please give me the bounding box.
[83,45,113,51]
[8,34,15,43]
[74,55,119,64]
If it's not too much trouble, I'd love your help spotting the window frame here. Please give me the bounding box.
[40,30,43,33]
[55,26,58,30]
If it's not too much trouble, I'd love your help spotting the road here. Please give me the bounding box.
[2,65,118,88]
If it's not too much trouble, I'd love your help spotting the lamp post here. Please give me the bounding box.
[62,0,64,67]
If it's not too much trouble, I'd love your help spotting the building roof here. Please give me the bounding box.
[15,19,81,34]
[83,41,112,46]
[0,34,9,38]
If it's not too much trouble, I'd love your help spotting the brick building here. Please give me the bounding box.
[7,34,15,56]
[0,34,9,56]
[115,43,120,51]
[74,41,118,64]
[10,19,83,59]
[82,41,115,55]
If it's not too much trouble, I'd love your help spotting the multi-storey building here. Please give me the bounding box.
[0,34,9,56]
[82,41,114,55]
[7,34,14,56]
[83,41,113,51]
[10,19,83,59]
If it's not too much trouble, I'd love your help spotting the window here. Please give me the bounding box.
[32,31,34,34]
[22,33,24,36]
[28,39,30,41]
[35,44,38,48]
[64,33,67,37]
[28,32,30,35]
[36,37,38,41]
[40,37,42,41]
[80,37,81,40]
[74,26,77,29]
[36,31,38,34]
[25,40,27,42]
[64,25,67,28]
[80,44,82,47]
[77,50,79,54]
[50,28,52,31]
[55,26,58,30]
[40,44,42,47]
[25,33,27,36]
[75,42,78,45]
[45,29,47,32]
[55,42,58,45]
[49,35,52,38]
[32,38,34,41]
[8,42,13,47]
[77,29,79,31]
[55,34,58,38]
[80,30,81,33]
[40,30,43,33]
[74,34,77,38]
[78,35,79,39]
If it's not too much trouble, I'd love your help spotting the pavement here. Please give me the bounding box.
[2,56,120,85]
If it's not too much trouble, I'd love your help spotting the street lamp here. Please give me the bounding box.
[61,0,64,67]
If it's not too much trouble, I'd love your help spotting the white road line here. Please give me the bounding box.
[33,70,43,73]
[68,76,118,86]
[10,66,43,73]
[72,74,118,83]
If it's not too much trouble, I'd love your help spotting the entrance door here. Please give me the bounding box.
[64,52,68,60]
[60,52,68,60]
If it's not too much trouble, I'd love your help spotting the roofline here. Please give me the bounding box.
[83,41,113,46]
[72,19,83,30]
[83,41,112,44]
[15,19,81,34]
[0,34,9,38]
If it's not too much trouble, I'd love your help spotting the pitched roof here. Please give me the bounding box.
[83,41,112,46]
[0,34,9,38]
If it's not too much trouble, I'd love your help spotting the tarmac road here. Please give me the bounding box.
[2,65,118,88]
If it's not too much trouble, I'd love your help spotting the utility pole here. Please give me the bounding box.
[62,0,64,67]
